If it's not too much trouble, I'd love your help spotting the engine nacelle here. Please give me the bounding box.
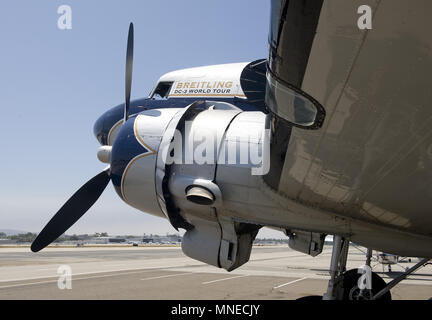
[110,101,270,271]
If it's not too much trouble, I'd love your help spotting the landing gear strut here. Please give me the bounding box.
[323,235,349,300]
[372,257,430,299]
[365,248,372,267]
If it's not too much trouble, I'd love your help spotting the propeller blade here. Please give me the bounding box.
[124,22,134,122]
[31,169,111,252]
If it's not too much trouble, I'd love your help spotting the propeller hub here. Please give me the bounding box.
[97,146,112,163]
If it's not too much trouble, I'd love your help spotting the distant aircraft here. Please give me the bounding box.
[32,0,432,300]
[352,245,407,273]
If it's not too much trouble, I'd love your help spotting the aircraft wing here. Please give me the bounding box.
[265,0,432,237]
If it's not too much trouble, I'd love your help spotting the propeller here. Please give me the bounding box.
[31,23,135,252]
[124,22,134,122]
[31,169,110,252]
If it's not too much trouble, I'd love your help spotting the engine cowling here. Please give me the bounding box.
[109,101,270,271]
[110,108,181,218]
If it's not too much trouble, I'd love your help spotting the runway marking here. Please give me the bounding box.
[202,274,249,285]
[140,272,195,281]
[273,277,308,289]
[0,266,173,283]
[0,279,59,289]
[0,269,162,290]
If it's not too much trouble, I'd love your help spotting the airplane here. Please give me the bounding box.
[376,253,399,273]
[351,245,409,273]
[31,0,432,300]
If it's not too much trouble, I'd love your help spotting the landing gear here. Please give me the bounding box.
[365,248,372,267]
[323,235,349,300]
[296,235,430,300]
[342,269,390,300]
[372,257,431,299]
[296,295,323,301]
[323,236,391,300]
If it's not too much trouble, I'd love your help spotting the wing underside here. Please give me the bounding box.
[266,0,432,238]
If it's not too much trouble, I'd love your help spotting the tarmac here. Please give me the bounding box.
[0,245,431,300]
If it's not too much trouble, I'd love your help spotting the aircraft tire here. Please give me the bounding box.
[296,295,323,301]
[342,269,391,300]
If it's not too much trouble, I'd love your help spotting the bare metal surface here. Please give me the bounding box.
[274,0,432,254]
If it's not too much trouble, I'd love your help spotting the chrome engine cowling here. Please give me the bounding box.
[110,101,270,271]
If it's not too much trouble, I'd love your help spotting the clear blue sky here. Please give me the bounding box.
[0,1,282,237]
